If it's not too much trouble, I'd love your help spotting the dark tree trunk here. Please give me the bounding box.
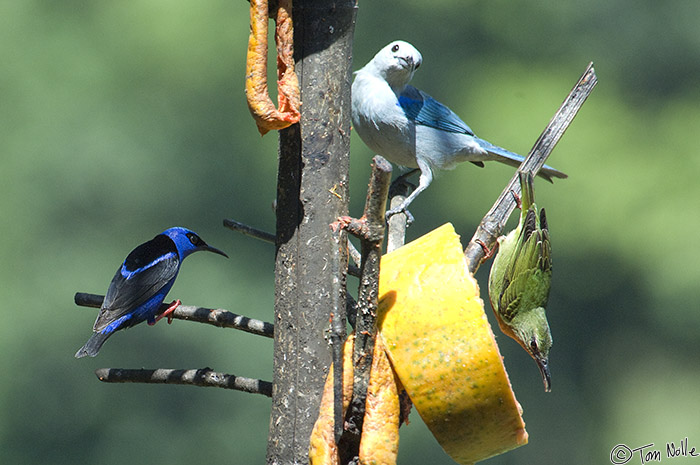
[268,2,358,464]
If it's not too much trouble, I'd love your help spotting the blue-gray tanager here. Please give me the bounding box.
[351,40,567,219]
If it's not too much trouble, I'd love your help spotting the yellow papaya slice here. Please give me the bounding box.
[377,223,528,465]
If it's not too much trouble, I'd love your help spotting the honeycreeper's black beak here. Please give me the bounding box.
[203,244,229,258]
[535,355,552,392]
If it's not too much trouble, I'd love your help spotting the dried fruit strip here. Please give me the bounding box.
[245,0,300,135]
[309,335,401,465]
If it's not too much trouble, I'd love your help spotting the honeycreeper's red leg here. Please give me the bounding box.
[152,299,181,325]
[510,189,522,209]
[476,239,499,261]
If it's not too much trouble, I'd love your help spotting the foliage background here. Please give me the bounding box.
[2,1,699,463]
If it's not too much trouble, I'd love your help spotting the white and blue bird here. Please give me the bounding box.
[351,40,567,219]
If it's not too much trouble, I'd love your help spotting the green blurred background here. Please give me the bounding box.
[2,1,699,464]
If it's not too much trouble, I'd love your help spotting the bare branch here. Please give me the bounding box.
[94,367,272,397]
[333,155,392,462]
[387,176,415,253]
[222,217,361,278]
[464,62,598,273]
[223,218,276,244]
[329,227,349,442]
[347,241,362,273]
[75,292,274,338]
[378,168,419,433]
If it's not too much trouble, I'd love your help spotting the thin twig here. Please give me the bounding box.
[329,227,349,442]
[464,62,597,273]
[347,241,362,272]
[223,218,276,243]
[333,155,392,462]
[347,264,361,279]
[75,293,274,338]
[94,367,273,397]
[222,217,361,278]
[383,175,416,428]
[387,176,415,253]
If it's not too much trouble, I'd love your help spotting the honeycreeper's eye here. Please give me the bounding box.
[186,232,202,246]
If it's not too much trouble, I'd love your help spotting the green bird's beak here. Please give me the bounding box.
[535,354,551,392]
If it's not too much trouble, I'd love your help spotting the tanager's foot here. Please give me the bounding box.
[385,205,414,225]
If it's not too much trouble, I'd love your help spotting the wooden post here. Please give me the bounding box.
[269,2,358,463]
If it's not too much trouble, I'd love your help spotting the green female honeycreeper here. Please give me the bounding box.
[488,171,553,392]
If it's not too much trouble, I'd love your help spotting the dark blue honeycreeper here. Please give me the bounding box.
[75,227,228,358]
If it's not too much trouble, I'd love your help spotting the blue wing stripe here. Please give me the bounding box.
[120,251,178,280]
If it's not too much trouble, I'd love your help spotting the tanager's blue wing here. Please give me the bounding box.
[398,85,475,135]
